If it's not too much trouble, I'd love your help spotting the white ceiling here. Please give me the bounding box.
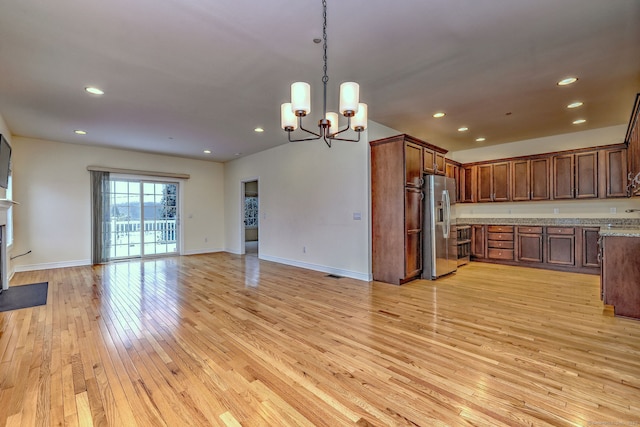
[0,0,639,162]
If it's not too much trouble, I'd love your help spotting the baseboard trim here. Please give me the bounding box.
[14,259,92,272]
[182,248,225,256]
[259,254,371,282]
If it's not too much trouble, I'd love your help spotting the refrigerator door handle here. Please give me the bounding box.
[442,190,450,238]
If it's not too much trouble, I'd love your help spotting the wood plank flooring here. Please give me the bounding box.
[1,253,639,426]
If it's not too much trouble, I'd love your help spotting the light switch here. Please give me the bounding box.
[353,212,362,220]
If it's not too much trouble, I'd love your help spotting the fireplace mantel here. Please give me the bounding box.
[0,199,16,291]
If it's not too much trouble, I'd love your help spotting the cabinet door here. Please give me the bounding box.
[405,188,423,278]
[492,162,510,201]
[553,154,575,199]
[603,148,628,198]
[530,158,550,200]
[581,227,600,268]
[477,164,493,202]
[575,152,598,198]
[511,160,530,201]
[423,147,435,174]
[460,166,476,203]
[434,152,446,175]
[517,234,543,263]
[405,142,423,187]
[546,233,575,266]
[471,225,486,258]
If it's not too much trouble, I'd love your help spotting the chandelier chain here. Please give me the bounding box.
[322,0,328,117]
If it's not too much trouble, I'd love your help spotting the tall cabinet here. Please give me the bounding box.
[370,134,447,284]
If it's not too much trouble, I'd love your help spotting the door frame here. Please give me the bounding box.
[110,173,185,258]
[239,177,260,255]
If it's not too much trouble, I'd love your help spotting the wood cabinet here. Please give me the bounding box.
[552,152,598,199]
[460,166,476,203]
[487,225,514,260]
[601,235,640,319]
[405,142,424,187]
[511,158,550,201]
[600,147,627,198]
[370,134,448,285]
[546,227,575,266]
[423,146,447,175]
[581,227,600,268]
[471,224,486,259]
[445,160,461,202]
[477,162,510,202]
[626,93,639,197]
[516,226,543,263]
[469,223,600,274]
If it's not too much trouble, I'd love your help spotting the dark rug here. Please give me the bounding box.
[0,282,48,312]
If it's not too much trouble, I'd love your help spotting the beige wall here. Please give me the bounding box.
[12,136,225,271]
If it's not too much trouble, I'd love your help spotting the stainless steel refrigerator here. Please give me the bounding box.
[422,175,457,279]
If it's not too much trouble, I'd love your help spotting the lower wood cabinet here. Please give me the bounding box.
[546,227,575,266]
[471,225,486,259]
[516,226,543,263]
[469,224,600,274]
[601,235,640,319]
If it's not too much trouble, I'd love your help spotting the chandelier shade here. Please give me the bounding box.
[281,0,367,147]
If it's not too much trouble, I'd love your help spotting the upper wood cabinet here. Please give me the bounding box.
[511,158,550,201]
[477,162,510,202]
[600,147,628,198]
[552,151,598,199]
[625,93,639,197]
[445,160,461,201]
[423,146,446,175]
[405,142,423,188]
[460,165,476,203]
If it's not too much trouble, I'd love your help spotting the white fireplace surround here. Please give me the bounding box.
[0,199,16,291]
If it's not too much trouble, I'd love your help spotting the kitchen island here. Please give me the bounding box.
[599,226,640,320]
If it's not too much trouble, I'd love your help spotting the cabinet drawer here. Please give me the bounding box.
[488,249,514,260]
[517,226,543,234]
[487,225,514,233]
[488,240,514,249]
[487,232,514,241]
[547,227,575,235]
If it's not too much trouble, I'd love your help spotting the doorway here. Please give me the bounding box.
[243,180,259,255]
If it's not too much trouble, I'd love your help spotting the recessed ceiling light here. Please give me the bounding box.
[567,101,583,109]
[433,112,446,118]
[475,137,486,142]
[254,127,264,133]
[84,87,104,95]
[74,130,87,135]
[458,127,468,132]
[573,119,586,125]
[203,150,211,154]
[234,153,242,156]
[557,77,578,86]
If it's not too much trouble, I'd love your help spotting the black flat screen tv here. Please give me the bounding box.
[0,134,11,189]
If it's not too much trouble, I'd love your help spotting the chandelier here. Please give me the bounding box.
[280,0,368,147]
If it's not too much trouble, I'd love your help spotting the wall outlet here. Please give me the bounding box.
[553,208,559,214]
[610,207,617,214]
[303,246,306,253]
[204,237,208,243]
[353,212,362,220]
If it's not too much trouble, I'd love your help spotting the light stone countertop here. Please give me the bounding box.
[456,217,640,228]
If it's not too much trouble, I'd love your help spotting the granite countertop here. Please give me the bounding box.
[598,226,640,237]
[457,217,640,226]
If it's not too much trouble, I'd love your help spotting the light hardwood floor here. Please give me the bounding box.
[1,253,639,426]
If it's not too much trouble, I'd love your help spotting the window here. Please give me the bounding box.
[244,196,258,229]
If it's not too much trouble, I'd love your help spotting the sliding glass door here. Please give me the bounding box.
[108,178,178,259]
